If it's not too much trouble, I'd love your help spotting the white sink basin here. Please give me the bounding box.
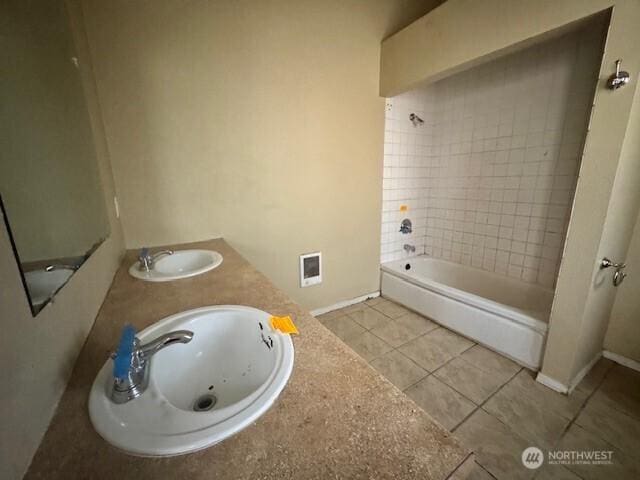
[88,305,295,456]
[24,269,74,307]
[129,249,222,282]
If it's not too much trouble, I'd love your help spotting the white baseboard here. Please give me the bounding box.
[536,372,569,394]
[310,291,380,316]
[603,350,640,372]
[537,350,625,395]
[567,351,602,393]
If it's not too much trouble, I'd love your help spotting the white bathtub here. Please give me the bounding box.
[381,256,554,369]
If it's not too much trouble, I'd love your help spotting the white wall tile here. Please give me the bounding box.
[380,27,600,288]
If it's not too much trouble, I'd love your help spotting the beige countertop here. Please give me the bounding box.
[25,239,468,479]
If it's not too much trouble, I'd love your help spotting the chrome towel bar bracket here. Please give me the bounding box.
[600,257,627,287]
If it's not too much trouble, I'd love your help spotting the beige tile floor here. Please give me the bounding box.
[317,297,640,480]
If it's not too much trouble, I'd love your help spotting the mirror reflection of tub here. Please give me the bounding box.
[23,268,75,309]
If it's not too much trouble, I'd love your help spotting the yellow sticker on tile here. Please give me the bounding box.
[270,315,299,335]
[400,204,409,212]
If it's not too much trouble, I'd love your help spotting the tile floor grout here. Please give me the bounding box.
[328,301,527,418]
[318,298,640,480]
[450,364,524,434]
[477,462,500,480]
[529,360,615,480]
[399,342,481,405]
[355,308,480,396]
[443,452,475,480]
[446,451,502,480]
[527,365,614,480]
[325,300,532,438]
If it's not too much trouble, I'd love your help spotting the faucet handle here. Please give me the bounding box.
[138,247,153,272]
[112,324,137,381]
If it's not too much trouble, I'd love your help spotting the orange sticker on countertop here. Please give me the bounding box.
[270,315,299,335]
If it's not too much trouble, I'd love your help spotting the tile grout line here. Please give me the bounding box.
[444,452,500,480]
[450,364,524,434]
[346,302,435,373]
[357,302,482,398]
[357,300,489,399]
[340,301,637,478]
[414,339,519,421]
[394,327,477,392]
[402,341,479,393]
[396,340,474,394]
[455,361,616,480]
[334,300,581,478]
[329,301,515,401]
[448,366,532,480]
[342,304,416,363]
[328,299,551,477]
[476,461,500,480]
[438,347,514,480]
[430,341,477,376]
[580,364,640,423]
[368,331,446,391]
[443,452,474,480]
[531,362,616,480]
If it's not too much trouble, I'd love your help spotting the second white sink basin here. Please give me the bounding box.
[129,249,222,282]
[88,305,295,456]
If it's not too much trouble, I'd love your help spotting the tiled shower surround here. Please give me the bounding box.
[380,26,604,288]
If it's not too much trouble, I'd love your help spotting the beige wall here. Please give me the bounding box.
[603,104,640,364]
[79,0,442,311]
[605,210,640,363]
[568,79,640,379]
[381,0,640,388]
[380,0,613,97]
[0,1,124,478]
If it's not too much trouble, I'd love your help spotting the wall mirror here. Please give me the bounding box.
[1,1,110,315]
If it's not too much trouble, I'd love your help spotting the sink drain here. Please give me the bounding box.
[193,394,217,412]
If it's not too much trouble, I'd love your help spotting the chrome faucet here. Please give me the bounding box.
[44,264,79,272]
[137,247,174,272]
[110,326,193,404]
[404,244,416,253]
